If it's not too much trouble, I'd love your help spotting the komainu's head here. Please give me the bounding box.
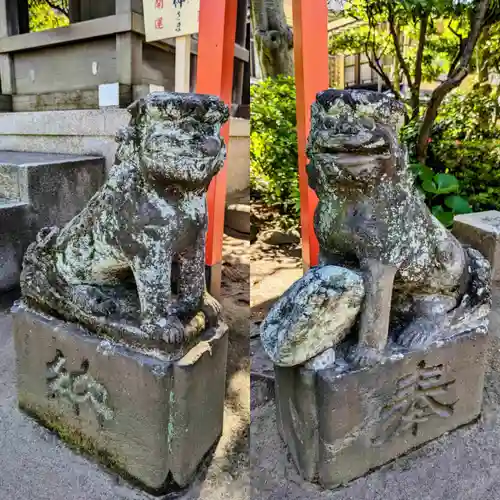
[307,89,406,191]
[116,92,229,189]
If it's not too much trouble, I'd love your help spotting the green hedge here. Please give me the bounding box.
[250,76,300,224]
[429,139,500,211]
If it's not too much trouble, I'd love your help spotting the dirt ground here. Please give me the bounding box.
[174,232,251,500]
[249,238,303,409]
[250,240,302,325]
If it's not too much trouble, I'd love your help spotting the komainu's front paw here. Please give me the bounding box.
[397,320,436,349]
[347,345,383,368]
[201,291,222,326]
[142,316,186,344]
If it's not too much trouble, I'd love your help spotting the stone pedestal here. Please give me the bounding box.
[12,301,228,494]
[275,328,488,489]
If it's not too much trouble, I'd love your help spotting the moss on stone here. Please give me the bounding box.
[18,398,122,469]
[17,397,176,496]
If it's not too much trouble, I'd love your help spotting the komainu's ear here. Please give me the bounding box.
[127,98,144,120]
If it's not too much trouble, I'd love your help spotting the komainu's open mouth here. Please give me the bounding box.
[309,117,392,158]
[311,131,390,157]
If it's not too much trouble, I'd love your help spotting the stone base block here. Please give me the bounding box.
[12,301,228,494]
[275,328,488,489]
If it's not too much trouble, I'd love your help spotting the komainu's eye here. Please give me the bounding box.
[181,122,195,133]
[323,117,336,128]
[359,116,376,130]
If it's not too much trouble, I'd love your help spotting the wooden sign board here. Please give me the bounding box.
[143,0,201,42]
[327,0,344,11]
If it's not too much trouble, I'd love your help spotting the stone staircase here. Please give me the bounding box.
[0,151,105,292]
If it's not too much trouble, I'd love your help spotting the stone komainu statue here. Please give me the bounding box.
[261,89,491,368]
[21,92,228,350]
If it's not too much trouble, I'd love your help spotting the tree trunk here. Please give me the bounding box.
[415,69,468,163]
[392,26,401,92]
[410,13,429,120]
[415,0,490,164]
[478,26,491,83]
[250,0,294,78]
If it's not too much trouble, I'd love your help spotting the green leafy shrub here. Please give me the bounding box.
[403,83,500,217]
[430,139,500,211]
[411,164,472,227]
[250,76,300,225]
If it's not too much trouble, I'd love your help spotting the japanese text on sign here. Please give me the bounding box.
[143,0,200,42]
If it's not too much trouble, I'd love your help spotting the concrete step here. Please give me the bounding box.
[225,203,250,235]
[0,199,31,291]
[0,150,104,204]
[0,151,106,292]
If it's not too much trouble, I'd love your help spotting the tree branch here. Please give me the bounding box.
[414,13,428,91]
[447,20,462,42]
[448,43,464,77]
[364,39,399,99]
[452,0,491,78]
[416,0,491,163]
[387,4,413,88]
[44,0,69,17]
[410,12,429,118]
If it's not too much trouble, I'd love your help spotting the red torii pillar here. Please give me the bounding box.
[196,0,238,298]
[292,0,330,270]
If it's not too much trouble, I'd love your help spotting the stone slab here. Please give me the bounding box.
[0,164,21,200]
[275,328,488,489]
[225,203,250,235]
[0,110,248,138]
[0,151,105,292]
[12,301,228,493]
[454,211,500,282]
[0,201,32,291]
[0,112,248,194]
[19,153,105,228]
[454,211,500,336]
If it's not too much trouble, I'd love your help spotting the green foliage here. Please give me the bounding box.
[403,83,500,219]
[29,0,69,32]
[250,76,300,226]
[432,82,500,140]
[481,23,500,74]
[330,0,469,90]
[411,163,471,226]
[343,0,477,22]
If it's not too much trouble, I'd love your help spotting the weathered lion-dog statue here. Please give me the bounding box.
[261,89,491,368]
[21,92,228,351]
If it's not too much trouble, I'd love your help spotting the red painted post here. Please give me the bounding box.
[292,0,329,270]
[196,0,238,298]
